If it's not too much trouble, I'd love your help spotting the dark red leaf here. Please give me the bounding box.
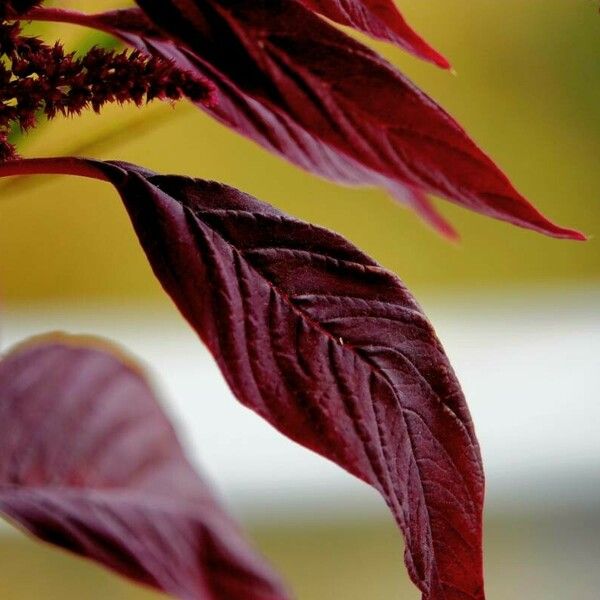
[55,157,486,600]
[107,1,581,240]
[297,0,450,68]
[84,5,580,240]
[0,335,289,600]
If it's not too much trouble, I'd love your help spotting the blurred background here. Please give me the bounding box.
[0,0,599,598]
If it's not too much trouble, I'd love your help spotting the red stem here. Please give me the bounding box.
[24,7,114,36]
[0,157,107,182]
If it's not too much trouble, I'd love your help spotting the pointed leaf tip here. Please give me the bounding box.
[297,0,450,68]
[120,1,579,241]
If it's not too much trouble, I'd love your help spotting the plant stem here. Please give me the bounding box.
[24,7,115,36]
[0,157,107,182]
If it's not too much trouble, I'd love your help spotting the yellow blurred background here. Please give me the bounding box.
[1,1,599,599]
[1,0,599,304]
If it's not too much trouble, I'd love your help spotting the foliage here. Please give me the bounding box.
[0,2,586,599]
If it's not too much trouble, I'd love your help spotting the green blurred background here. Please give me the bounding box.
[0,1,599,599]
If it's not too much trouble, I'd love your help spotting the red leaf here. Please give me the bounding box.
[114,1,580,240]
[297,0,450,68]
[57,157,486,600]
[85,5,581,240]
[0,335,289,600]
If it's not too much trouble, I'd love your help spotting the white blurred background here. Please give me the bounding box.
[1,287,599,599]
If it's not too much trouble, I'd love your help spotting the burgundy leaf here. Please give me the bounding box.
[0,335,290,600]
[80,5,581,240]
[297,0,450,68]
[48,157,486,600]
[119,0,582,240]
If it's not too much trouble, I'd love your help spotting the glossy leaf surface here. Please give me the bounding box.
[0,335,289,600]
[297,0,450,67]
[71,158,487,600]
[128,0,582,240]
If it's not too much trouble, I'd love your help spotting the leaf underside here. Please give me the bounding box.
[97,2,583,240]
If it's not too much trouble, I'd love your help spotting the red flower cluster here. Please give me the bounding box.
[0,11,214,160]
